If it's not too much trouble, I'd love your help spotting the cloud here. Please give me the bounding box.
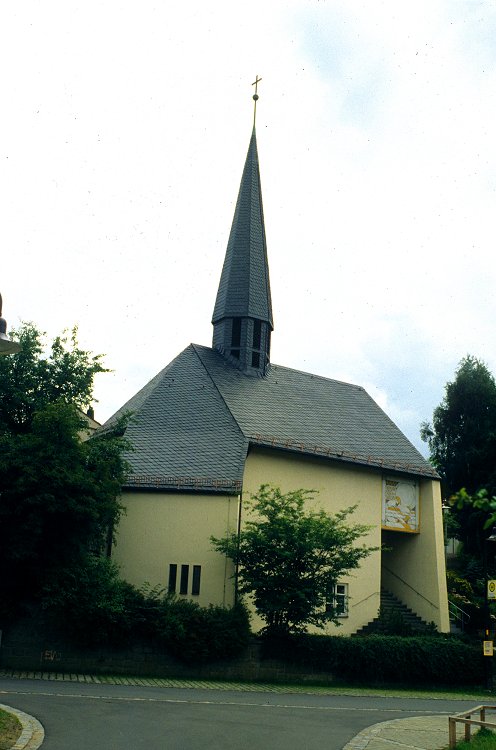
[2,0,496,457]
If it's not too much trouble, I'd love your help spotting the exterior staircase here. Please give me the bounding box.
[353,588,433,636]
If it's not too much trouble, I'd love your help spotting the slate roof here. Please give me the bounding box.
[212,127,273,329]
[104,343,438,492]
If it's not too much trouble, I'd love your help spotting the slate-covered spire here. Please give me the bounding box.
[212,126,273,376]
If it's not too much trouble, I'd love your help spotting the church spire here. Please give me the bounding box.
[212,89,273,377]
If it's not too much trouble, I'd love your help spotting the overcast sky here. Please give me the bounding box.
[2,0,495,455]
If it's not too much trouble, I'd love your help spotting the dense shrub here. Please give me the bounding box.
[263,633,484,686]
[151,596,251,664]
[41,565,251,663]
[41,556,139,646]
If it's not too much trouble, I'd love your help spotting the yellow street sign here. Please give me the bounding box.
[484,641,494,657]
[488,580,496,600]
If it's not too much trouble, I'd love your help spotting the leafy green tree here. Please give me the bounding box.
[0,324,129,620]
[421,356,496,554]
[211,485,376,636]
[0,323,107,435]
[421,355,496,497]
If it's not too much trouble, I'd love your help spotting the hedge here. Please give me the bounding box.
[263,633,484,686]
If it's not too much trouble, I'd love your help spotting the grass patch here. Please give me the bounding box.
[454,728,496,750]
[0,707,22,750]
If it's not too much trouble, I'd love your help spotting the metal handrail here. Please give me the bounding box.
[449,706,496,748]
[382,565,439,612]
[351,590,381,610]
[448,599,471,629]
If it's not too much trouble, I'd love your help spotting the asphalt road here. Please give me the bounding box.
[0,678,483,750]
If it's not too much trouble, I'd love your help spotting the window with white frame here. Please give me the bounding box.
[326,583,349,617]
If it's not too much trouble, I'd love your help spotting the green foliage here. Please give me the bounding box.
[421,356,496,497]
[0,323,129,620]
[454,728,496,750]
[263,633,484,686]
[42,569,251,662]
[447,570,475,603]
[0,707,22,750]
[0,401,129,618]
[41,556,138,647]
[453,488,496,532]
[145,595,251,664]
[0,323,108,435]
[421,356,496,554]
[370,607,414,636]
[211,485,377,636]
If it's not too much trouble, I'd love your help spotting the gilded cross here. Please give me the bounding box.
[252,75,262,126]
[252,75,262,96]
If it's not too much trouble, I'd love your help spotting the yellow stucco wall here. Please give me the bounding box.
[242,448,383,635]
[113,491,238,608]
[382,479,449,632]
[112,448,449,634]
[242,447,449,634]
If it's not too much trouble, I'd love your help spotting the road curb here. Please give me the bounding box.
[0,703,44,749]
[342,715,450,750]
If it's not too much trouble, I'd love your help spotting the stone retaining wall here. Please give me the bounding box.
[0,626,333,683]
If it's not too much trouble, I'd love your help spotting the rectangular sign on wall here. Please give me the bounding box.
[488,580,496,600]
[382,478,419,533]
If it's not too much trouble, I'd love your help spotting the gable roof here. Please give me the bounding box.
[212,128,273,329]
[104,343,438,492]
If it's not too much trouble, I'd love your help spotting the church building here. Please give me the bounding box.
[104,101,449,635]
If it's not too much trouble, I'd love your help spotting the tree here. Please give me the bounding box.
[421,356,496,497]
[421,355,496,554]
[211,485,376,636]
[0,324,129,620]
[0,323,107,436]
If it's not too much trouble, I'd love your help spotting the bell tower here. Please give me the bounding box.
[212,80,273,376]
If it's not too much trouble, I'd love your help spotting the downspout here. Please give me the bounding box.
[234,487,243,604]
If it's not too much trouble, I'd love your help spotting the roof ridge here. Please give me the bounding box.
[191,344,248,443]
[192,344,364,391]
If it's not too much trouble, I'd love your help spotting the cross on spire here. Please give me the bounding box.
[252,75,262,126]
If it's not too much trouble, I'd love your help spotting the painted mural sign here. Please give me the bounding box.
[382,478,419,532]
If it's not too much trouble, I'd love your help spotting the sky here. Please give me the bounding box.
[2,0,496,455]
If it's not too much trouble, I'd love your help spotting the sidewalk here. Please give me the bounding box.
[344,715,456,750]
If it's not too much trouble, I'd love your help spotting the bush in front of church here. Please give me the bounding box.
[147,594,251,664]
[42,565,251,663]
[212,485,377,637]
[262,632,483,686]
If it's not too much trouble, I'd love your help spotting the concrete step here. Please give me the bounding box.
[354,588,432,636]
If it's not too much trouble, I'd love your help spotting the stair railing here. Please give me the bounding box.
[382,565,440,614]
[448,599,470,631]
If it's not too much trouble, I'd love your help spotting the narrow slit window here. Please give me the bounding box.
[180,564,189,595]
[251,351,260,368]
[192,565,201,596]
[168,564,177,593]
[231,318,241,348]
[253,319,262,349]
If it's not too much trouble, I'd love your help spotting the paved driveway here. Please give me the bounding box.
[0,677,484,750]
